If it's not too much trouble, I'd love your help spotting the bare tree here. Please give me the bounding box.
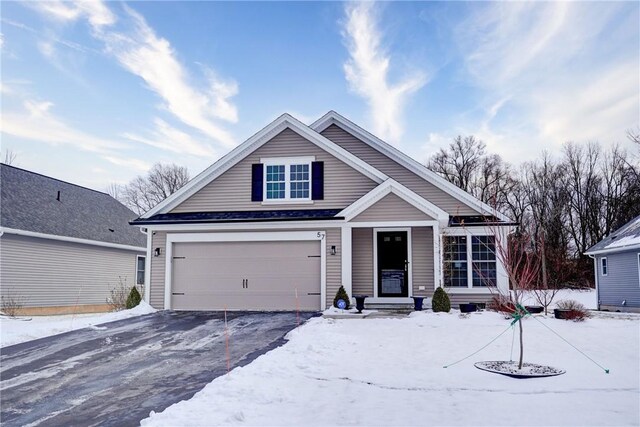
[2,149,17,165]
[113,163,190,215]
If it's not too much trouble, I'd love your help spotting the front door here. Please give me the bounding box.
[377,231,409,297]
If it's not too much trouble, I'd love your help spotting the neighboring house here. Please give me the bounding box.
[132,111,514,311]
[0,164,146,315]
[585,215,640,312]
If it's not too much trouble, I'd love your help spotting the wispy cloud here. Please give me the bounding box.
[342,2,426,144]
[27,1,238,149]
[454,2,639,159]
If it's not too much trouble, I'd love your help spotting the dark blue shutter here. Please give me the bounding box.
[251,163,263,202]
[311,161,324,200]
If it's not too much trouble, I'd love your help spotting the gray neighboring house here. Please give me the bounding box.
[585,215,640,313]
[132,111,514,312]
[0,164,146,315]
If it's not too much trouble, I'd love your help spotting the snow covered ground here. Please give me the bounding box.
[142,297,638,426]
[0,302,156,347]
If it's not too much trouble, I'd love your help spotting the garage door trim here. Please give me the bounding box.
[164,231,327,310]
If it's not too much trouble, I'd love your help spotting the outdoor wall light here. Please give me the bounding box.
[154,247,162,257]
[330,245,336,255]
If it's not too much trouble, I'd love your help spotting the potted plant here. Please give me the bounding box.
[459,303,478,313]
[412,296,425,311]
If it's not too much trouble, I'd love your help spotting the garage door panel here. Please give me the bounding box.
[171,239,321,311]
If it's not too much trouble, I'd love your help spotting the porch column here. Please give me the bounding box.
[433,223,441,289]
[341,226,353,298]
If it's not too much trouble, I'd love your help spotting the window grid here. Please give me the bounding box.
[289,164,310,199]
[266,165,286,199]
[601,257,608,276]
[471,236,496,287]
[444,236,468,287]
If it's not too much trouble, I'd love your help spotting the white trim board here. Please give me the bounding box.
[339,179,449,223]
[0,227,146,252]
[585,244,640,256]
[163,231,327,310]
[142,113,388,218]
[311,111,510,222]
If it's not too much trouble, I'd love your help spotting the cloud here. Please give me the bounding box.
[122,118,217,158]
[27,0,115,30]
[454,2,639,159]
[342,2,427,145]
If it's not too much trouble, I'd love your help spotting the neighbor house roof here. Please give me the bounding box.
[585,215,640,255]
[1,164,145,248]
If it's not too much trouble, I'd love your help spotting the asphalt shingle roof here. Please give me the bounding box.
[132,209,344,225]
[1,164,145,248]
[585,215,640,254]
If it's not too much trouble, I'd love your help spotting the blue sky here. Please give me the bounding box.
[2,1,638,190]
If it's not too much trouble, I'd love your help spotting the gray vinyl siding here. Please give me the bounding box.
[448,293,495,306]
[352,193,434,222]
[412,227,434,297]
[321,124,480,215]
[148,228,341,310]
[352,228,373,296]
[596,252,640,309]
[0,233,143,308]
[171,128,377,213]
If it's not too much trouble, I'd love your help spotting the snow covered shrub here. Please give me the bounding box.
[107,277,130,311]
[126,286,142,309]
[556,299,590,321]
[488,294,516,315]
[432,287,451,312]
[333,286,351,309]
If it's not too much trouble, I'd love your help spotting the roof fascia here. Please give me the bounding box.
[338,179,449,223]
[141,113,387,219]
[311,111,510,222]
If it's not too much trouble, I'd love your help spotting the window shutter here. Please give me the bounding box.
[251,163,263,202]
[311,161,324,200]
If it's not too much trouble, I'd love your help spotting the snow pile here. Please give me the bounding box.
[0,301,156,347]
[142,308,639,426]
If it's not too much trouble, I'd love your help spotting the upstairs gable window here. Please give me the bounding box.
[262,157,313,202]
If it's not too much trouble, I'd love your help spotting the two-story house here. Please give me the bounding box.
[131,111,513,311]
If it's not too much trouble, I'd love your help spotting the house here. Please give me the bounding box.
[0,164,146,315]
[131,111,513,311]
[585,215,640,312]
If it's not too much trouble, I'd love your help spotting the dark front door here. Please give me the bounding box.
[377,231,409,297]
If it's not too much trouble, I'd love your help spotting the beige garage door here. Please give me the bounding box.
[171,240,321,311]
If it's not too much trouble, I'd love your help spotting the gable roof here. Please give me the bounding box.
[339,179,449,223]
[585,215,640,255]
[0,164,145,248]
[141,113,388,218]
[311,111,510,222]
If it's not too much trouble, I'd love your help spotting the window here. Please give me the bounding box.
[444,236,468,287]
[136,255,146,286]
[601,257,608,276]
[262,157,313,201]
[472,236,496,286]
[444,235,496,288]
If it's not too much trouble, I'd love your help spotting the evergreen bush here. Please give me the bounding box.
[333,285,351,309]
[125,286,142,309]
[432,287,451,312]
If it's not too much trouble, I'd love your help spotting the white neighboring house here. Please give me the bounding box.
[132,111,515,312]
[585,215,640,313]
[0,164,146,315]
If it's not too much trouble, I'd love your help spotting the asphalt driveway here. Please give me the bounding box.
[0,311,316,427]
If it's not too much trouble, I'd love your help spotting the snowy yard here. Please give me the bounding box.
[142,305,639,426]
[0,302,156,347]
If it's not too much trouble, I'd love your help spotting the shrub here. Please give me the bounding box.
[1,294,25,317]
[432,287,451,312]
[333,285,351,309]
[126,286,142,309]
[488,294,516,315]
[106,277,129,311]
[556,299,590,321]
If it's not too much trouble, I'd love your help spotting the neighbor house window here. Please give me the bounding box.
[444,235,496,288]
[262,157,313,201]
[472,236,496,286]
[136,255,146,286]
[601,257,608,276]
[444,236,468,287]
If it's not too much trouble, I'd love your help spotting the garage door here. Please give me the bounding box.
[171,240,321,311]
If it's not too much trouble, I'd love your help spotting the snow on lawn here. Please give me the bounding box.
[142,307,639,426]
[0,301,156,347]
[519,288,597,310]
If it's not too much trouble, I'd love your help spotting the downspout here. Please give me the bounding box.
[588,254,599,311]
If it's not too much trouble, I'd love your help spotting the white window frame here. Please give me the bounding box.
[261,156,315,204]
[637,253,640,287]
[135,255,146,286]
[601,257,608,276]
[442,231,498,290]
[470,235,497,288]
